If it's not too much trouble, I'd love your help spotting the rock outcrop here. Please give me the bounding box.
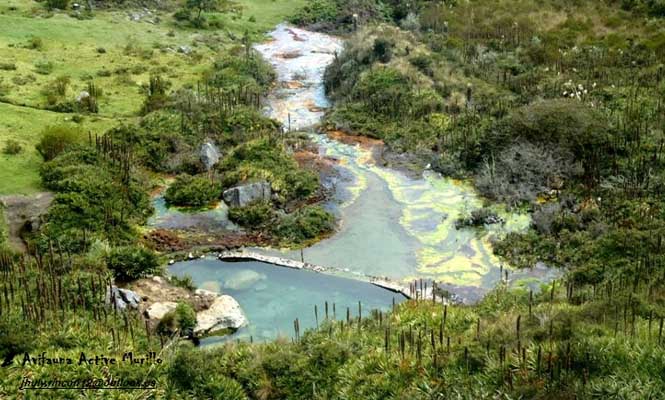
[222,181,271,207]
[194,294,248,334]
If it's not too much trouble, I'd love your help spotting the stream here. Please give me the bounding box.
[168,25,557,341]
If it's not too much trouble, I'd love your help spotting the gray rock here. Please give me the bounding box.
[200,141,220,171]
[76,91,90,102]
[222,181,271,207]
[106,286,142,311]
[178,45,192,55]
[118,288,141,308]
[194,295,248,334]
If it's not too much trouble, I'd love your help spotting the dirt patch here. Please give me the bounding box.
[0,192,53,252]
[127,276,217,315]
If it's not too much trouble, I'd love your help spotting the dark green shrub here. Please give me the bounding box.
[273,206,335,243]
[228,201,274,227]
[373,38,394,63]
[105,245,160,282]
[208,53,275,92]
[157,302,197,336]
[0,315,35,367]
[289,0,338,25]
[35,125,82,161]
[505,100,610,181]
[141,75,171,115]
[173,8,192,21]
[164,174,221,207]
[46,0,70,10]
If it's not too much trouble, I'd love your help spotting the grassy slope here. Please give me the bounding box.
[0,0,304,195]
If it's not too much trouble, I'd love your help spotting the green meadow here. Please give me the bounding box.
[0,0,303,194]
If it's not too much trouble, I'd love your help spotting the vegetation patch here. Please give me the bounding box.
[164,174,222,208]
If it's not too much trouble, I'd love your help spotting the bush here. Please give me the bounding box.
[34,60,54,75]
[228,201,274,227]
[373,38,394,63]
[157,302,197,336]
[2,139,22,155]
[168,349,249,399]
[208,53,275,92]
[475,141,577,205]
[105,245,160,282]
[35,125,82,161]
[289,0,338,25]
[505,100,610,179]
[0,315,35,367]
[25,36,44,50]
[273,206,335,243]
[46,0,70,10]
[141,75,171,115]
[164,174,221,207]
[455,207,504,228]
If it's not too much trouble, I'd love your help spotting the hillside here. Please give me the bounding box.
[1,0,665,399]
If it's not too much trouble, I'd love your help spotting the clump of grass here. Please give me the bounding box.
[170,274,197,291]
[3,139,22,155]
[12,75,36,86]
[25,36,44,50]
[0,62,17,71]
[34,60,54,75]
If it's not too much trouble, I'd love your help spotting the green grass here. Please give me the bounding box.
[0,102,117,194]
[0,0,304,195]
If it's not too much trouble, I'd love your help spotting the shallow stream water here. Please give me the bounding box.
[171,257,403,343]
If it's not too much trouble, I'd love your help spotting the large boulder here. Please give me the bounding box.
[222,181,271,207]
[194,295,248,334]
[145,301,178,320]
[199,141,220,171]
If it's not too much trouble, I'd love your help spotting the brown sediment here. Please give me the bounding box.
[326,130,384,149]
[145,228,273,254]
[283,81,305,89]
[294,149,338,170]
[276,50,303,59]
